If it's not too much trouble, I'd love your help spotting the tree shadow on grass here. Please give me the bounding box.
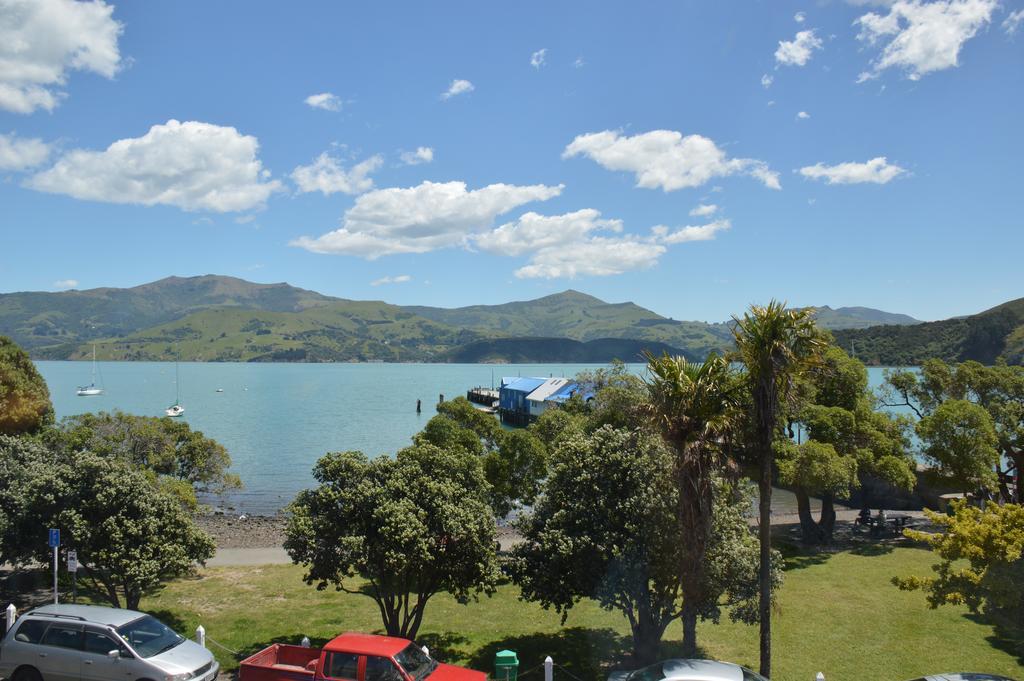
[468,627,638,680]
[965,614,1024,667]
[417,632,470,663]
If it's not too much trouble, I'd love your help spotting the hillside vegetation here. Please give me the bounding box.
[408,289,735,356]
[1,274,937,363]
[834,297,1024,365]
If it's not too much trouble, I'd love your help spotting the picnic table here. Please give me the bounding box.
[855,511,913,537]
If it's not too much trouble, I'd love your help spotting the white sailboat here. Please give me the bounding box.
[76,345,104,396]
[165,356,185,417]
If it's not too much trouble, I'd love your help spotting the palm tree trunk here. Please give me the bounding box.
[758,445,772,679]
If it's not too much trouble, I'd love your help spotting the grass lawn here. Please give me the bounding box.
[128,544,1024,681]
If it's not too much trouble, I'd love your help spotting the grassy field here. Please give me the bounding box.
[127,545,1023,681]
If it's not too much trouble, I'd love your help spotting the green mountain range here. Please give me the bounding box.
[0,275,931,363]
[833,297,1024,366]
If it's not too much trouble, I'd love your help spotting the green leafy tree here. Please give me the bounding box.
[779,346,915,544]
[513,425,775,665]
[0,435,61,566]
[20,447,215,609]
[916,400,999,491]
[416,397,547,516]
[732,301,824,678]
[885,360,1023,502]
[0,336,53,435]
[50,411,240,506]
[894,501,1024,629]
[285,444,501,639]
[643,352,741,656]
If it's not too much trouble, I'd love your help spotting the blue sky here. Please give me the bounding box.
[1,0,1022,322]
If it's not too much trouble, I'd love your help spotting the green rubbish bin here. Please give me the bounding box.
[494,650,519,681]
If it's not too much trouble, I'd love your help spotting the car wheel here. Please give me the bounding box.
[12,666,43,681]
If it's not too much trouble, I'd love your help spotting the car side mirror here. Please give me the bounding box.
[108,650,120,659]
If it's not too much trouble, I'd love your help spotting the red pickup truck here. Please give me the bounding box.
[239,633,486,681]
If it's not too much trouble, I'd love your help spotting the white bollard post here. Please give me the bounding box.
[816,673,825,681]
[5,604,16,633]
[301,636,311,648]
[195,625,206,648]
[544,656,553,681]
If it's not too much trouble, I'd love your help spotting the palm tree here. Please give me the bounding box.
[644,352,740,657]
[732,301,823,679]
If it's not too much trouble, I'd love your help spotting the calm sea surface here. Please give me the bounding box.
[34,361,898,514]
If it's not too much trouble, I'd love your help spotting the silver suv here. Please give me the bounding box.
[0,604,218,681]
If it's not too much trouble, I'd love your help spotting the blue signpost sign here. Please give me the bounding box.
[48,528,59,604]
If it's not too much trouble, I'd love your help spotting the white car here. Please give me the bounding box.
[608,659,768,681]
[909,671,1019,675]
[0,604,218,681]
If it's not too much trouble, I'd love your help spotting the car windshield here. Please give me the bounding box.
[741,668,770,681]
[394,643,439,681]
[627,663,665,681]
[116,615,184,658]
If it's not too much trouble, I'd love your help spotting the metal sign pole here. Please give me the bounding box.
[48,528,60,605]
[52,545,58,605]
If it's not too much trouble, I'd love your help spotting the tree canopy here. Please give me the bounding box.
[0,335,53,435]
[885,359,1024,502]
[512,424,776,665]
[894,501,1024,629]
[0,435,214,608]
[284,444,501,639]
[48,410,241,507]
[778,345,915,543]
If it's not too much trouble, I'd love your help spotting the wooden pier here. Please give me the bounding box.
[466,387,499,406]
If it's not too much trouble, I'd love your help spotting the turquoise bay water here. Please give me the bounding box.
[35,362,897,514]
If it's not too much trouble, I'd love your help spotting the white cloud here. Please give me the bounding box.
[652,219,731,244]
[761,73,774,88]
[475,209,623,257]
[235,215,255,224]
[479,210,730,279]
[291,180,563,259]
[799,156,907,184]
[400,147,434,166]
[530,48,547,69]
[291,153,382,195]
[1002,8,1024,34]
[441,79,474,100]
[689,203,718,217]
[797,110,811,119]
[795,11,807,22]
[370,274,412,286]
[304,92,341,111]
[27,120,283,212]
[855,0,998,81]
[0,132,50,170]
[775,29,824,66]
[574,57,585,68]
[563,129,780,191]
[513,237,665,279]
[0,0,123,114]
[52,279,78,290]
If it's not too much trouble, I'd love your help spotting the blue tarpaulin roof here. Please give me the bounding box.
[502,377,547,394]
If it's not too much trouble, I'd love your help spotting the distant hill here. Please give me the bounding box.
[39,303,486,362]
[807,306,921,330]
[406,290,735,359]
[442,336,687,363]
[0,275,927,363]
[0,275,333,352]
[833,298,1024,365]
